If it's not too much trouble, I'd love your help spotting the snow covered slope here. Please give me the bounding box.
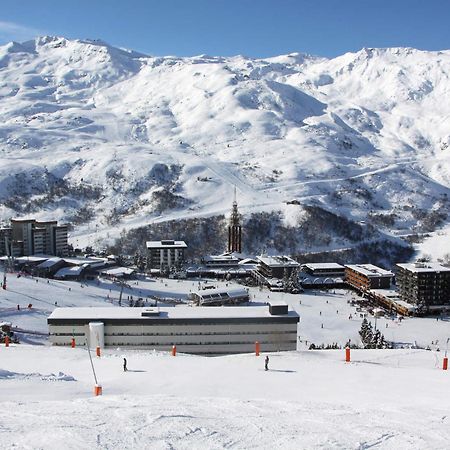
[0,37,449,257]
[1,345,449,449]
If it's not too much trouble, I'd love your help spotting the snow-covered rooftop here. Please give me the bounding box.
[396,263,450,273]
[146,240,187,249]
[54,266,86,278]
[192,287,249,299]
[48,306,298,320]
[345,264,393,277]
[257,256,300,268]
[302,263,345,270]
[36,257,64,269]
[100,267,136,276]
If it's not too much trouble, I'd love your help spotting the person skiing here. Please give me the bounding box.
[265,355,269,371]
[123,357,127,372]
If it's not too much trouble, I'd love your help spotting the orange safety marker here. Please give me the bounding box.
[94,384,102,396]
[345,347,351,363]
[443,357,448,371]
[255,341,260,356]
[172,345,176,356]
[71,338,75,348]
[96,346,101,357]
[5,336,10,347]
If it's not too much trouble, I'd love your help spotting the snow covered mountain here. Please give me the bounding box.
[0,36,449,260]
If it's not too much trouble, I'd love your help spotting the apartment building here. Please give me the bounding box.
[146,240,187,271]
[396,262,450,314]
[1,219,69,257]
[345,264,393,291]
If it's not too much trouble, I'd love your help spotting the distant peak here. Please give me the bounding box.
[264,51,325,65]
[35,35,68,46]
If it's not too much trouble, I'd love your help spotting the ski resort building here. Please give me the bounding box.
[301,263,345,277]
[395,263,450,314]
[0,219,69,257]
[47,305,299,354]
[255,256,300,279]
[201,253,241,267]
[189,286,250,306]
[345,264,393,291]
[146,240,187,271]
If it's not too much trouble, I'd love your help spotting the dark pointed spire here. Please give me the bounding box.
[228,186,242,253]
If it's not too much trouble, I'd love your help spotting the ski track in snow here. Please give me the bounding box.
[2,396,448,449]
[1,273,450,449]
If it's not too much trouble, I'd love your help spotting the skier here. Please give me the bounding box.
[123,357,127,372]
[264,355,269,371]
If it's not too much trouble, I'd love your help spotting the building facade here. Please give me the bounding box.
[48,305,300,355]
[255,255,300,279]
[2,219,69,257]
[396,263,450,314]
[146,240,187,271]
[189,286,250,306]
[345,264,393,291]
[0,227,12,256]
[301,263,345,277]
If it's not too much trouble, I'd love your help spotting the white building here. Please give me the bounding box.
[146,240,187,271]
[48,305,300,355]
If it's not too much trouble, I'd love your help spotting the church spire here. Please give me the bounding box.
[228,186,242,253]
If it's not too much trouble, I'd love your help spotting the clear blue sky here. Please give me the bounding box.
[1,0,449,58]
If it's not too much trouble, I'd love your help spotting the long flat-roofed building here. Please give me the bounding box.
[301,263,345,277]
[396,263,450,314]
[48,305,299,355]
[146,240,187,271]
[345,264,393,291]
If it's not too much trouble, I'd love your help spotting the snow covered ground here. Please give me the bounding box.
[1,274,450,448]
[1,345,449,449]
[1,273,449,349]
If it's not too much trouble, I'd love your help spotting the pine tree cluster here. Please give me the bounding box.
[359,317,390,349]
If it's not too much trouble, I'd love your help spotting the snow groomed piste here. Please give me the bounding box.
[1,343,449,449]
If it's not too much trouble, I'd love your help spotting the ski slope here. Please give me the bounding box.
[1,273,450,448]
[1,345,449,449]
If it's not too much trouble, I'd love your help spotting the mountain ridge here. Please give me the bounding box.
[0,36,449,260]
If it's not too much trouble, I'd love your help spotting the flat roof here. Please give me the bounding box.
[302,263,345,270]
[345,264,393,277]
[146,240,187,249]
[48,306,299,321]
[371,288,400,299]
[100,267,136,276]
[396,263,450,273]
[257,255,300,268]
[203,255,240,262]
